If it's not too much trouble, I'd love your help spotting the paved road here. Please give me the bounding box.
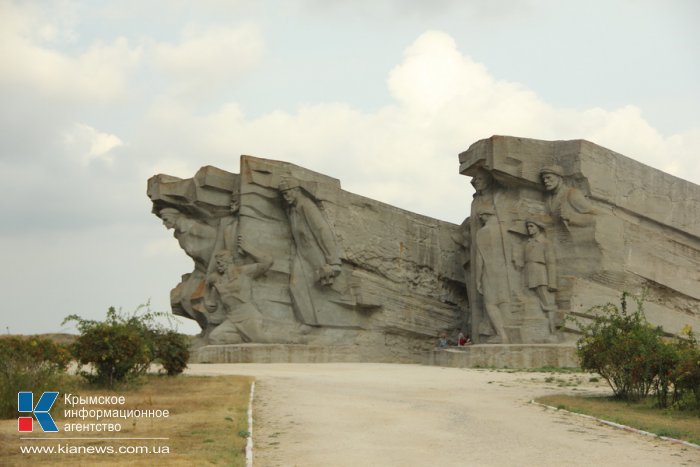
[187,363,699,467]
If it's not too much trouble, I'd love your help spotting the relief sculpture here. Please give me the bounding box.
[149,157,465,352]
[159,207,217,332]
[462,166,569,344]
[204,246,272,344]
[522,220,559,334]
[279,179,342,287]
[146,136,700,359]
[458,135,700,346]
[474,209,510,343]
[540,165,595,228]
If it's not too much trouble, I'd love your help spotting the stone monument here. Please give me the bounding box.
[148,157,467,362]
[458,135,700,347]
[148,136,700,366]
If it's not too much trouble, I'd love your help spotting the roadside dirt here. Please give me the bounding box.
[187,363,700,467]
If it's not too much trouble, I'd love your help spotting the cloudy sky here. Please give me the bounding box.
[1,0,698,335]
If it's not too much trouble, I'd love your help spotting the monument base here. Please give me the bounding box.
[424,344,578,369]
[190,343,423,364]
[191,343,578,368]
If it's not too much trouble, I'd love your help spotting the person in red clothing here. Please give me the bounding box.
[458,332,472,346]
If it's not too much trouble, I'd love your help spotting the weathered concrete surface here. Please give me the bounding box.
[190,343,422,364]
[459,136,700,343]
[425,344,578,369]
[149,156,467,358]
[149,136,699,366]
[186,363,700,466]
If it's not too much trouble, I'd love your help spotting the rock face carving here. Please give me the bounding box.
[159,207,218,331]
[147,137,700,355]
[474,209,510,343]
[540,165,596,228]
[459,135,700,344]
[148,158,467,355]
[278,178,349,327]
[522,220,558,333]
[205,245,274,344]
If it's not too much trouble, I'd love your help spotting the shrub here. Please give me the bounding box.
[669,326,700,411]
[153,330,190,376]
[64,304,189,387]
[573,292,665,401]
[0,336,71,419]
[651,339,680,408]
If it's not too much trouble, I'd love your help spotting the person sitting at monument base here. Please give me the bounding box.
[457,332,467,347]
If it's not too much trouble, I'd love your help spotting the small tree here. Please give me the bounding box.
[573,292,665,401]
[64,303,189,387]
[153,330,190,376]
[669,326,700,410]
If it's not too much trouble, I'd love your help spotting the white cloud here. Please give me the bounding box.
[0,2,142,100]
[62,123,123,166]
[153,24,265,96]
[137,30,700,225]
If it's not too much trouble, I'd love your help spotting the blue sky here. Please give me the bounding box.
[1,0,698,335]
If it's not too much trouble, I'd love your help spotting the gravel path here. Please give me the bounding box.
[186,363,699,467]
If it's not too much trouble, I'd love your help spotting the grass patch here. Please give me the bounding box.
[536,394,700,445]
[527,366,583,374]
[0,374,253,466]
[496,366,583,374]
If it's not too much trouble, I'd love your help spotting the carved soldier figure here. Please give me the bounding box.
[475,209,510,343]
[221,193,241,256]
[160,208,217,271]
[160,208,218,331]
[279,179,342,286]
[470,168,496,219]
[540,166,595,228]
[524,220,558,333]
[204,243,273,344]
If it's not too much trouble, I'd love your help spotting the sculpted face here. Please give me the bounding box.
[541,173,561,192]
[478,212,493,226]
[282,187,299,206]
[471,171,491,192]
[161,212,178,229]
[526,222,539,236]
[230,195,240,214]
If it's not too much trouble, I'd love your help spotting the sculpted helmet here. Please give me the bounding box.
[539,165,565,178]
[278,178,301,192]
[159,207,181,217]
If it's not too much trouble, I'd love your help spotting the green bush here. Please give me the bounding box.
[0,336,71,419]
[153,330,190,376]
[574,293,700,411]
[64,304,189,387]
[651,338,680,408]
[669,327,700,411]
[573,292,665,401]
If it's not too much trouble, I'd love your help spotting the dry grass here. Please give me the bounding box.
[536,394,700,445]
[0,374,253,466]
